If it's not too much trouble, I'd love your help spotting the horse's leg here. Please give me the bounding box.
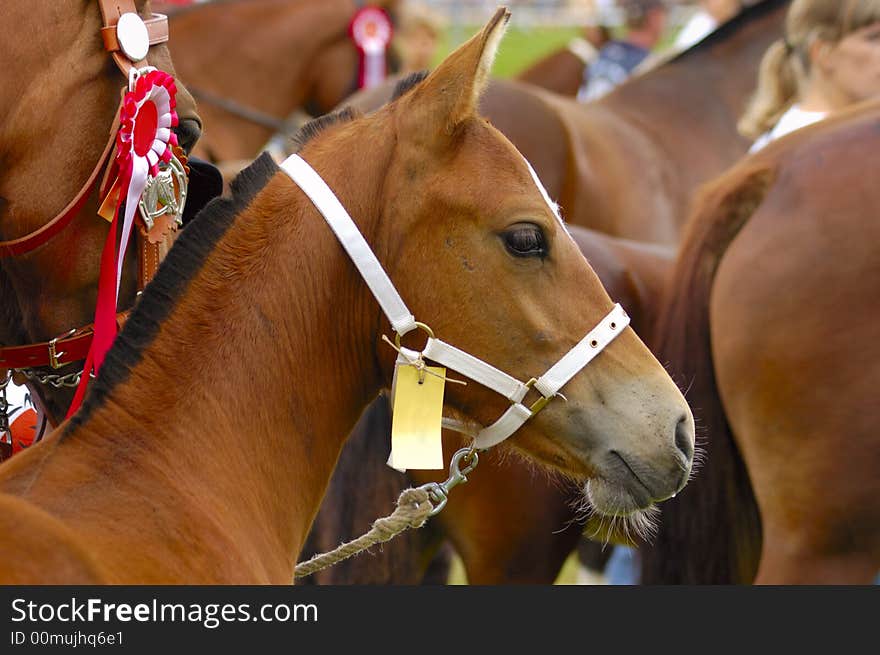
[420,542,454,585]
[575,538,613,584]
[756,534,879,585]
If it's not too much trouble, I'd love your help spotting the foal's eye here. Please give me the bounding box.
[502,224,547,258]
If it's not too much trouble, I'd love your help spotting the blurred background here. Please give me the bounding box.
[402,0,705,76]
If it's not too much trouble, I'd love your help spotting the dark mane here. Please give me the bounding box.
[291,107,360,152]
[392,71,430,100]
[64,152,280,435]
[669,0,789,64]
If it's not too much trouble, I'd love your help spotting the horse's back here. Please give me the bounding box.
[0,493,106,584]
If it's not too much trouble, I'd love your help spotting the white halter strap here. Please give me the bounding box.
[279,154,629,451]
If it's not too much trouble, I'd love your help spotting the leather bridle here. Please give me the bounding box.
[0,2,173,409]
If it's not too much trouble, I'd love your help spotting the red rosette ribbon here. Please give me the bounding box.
[349,6,393,89]
[68,70,179,416]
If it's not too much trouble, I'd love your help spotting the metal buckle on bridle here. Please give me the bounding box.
[47,328,78,370]
[523,377,553,415]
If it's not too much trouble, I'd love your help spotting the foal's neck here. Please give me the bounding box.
[62,120,394,580]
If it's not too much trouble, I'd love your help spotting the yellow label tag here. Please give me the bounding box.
[387,363,446,471]
[97,176,121,222]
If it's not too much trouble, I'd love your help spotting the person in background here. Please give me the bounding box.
[672,0,742,51]
[604,0,880,588]
[741,0,880,152]
[577,0,670,102]
[394,2,445,75]
[568,22,614,72]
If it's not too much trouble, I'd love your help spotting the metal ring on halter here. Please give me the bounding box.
[393,321,435,351]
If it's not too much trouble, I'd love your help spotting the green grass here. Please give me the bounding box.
[430,22,685,80]
[432,25,582,79]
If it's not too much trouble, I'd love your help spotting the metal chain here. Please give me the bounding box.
[0,371,10,435]
[17,368,83,389]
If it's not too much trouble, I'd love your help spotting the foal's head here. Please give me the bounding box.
[304,9,695,520]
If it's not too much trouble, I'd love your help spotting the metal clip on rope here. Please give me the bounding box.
[420,447,479,516]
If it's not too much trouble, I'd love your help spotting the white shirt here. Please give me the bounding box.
[749,105,828,153]
[673,11,718,51]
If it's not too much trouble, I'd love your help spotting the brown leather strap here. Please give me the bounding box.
[97,1,168,76]
[100,14,169,54]
[0,2,173,376]
[0,102,121,259]
[137,228,163,291]
[0,2,178,394]
[0,313,130,371]
[0,332,95,370]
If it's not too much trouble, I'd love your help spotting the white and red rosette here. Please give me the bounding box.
[110,69,179,312]
[117,69,179,180]
[68,69,181,416]
[349,6,393,89]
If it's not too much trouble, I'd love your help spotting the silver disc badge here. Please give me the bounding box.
[138,154,189,232]
[117,12,150,62]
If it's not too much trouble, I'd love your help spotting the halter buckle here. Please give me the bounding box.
[524,378,552,415]
[48,329,76,369]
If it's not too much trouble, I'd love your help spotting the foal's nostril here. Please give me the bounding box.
[674,414,694,462]
[174,118,203,154]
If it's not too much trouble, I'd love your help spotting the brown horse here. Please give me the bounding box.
[312,4,784,581]
[166,0,401,163]
[641,101,880,584]
[515,33,603,98]
[300,225,677,584]
[515,24,615,98]
[344,0,789,245]
[0,1,212,434]
[0,9,694,584]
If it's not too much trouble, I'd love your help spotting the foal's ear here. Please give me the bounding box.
[401,7,510,138]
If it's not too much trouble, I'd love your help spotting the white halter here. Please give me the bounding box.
[279,154,629,451]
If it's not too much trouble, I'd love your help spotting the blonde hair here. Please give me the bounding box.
[738,0,880,138]
[398,3,445,39]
